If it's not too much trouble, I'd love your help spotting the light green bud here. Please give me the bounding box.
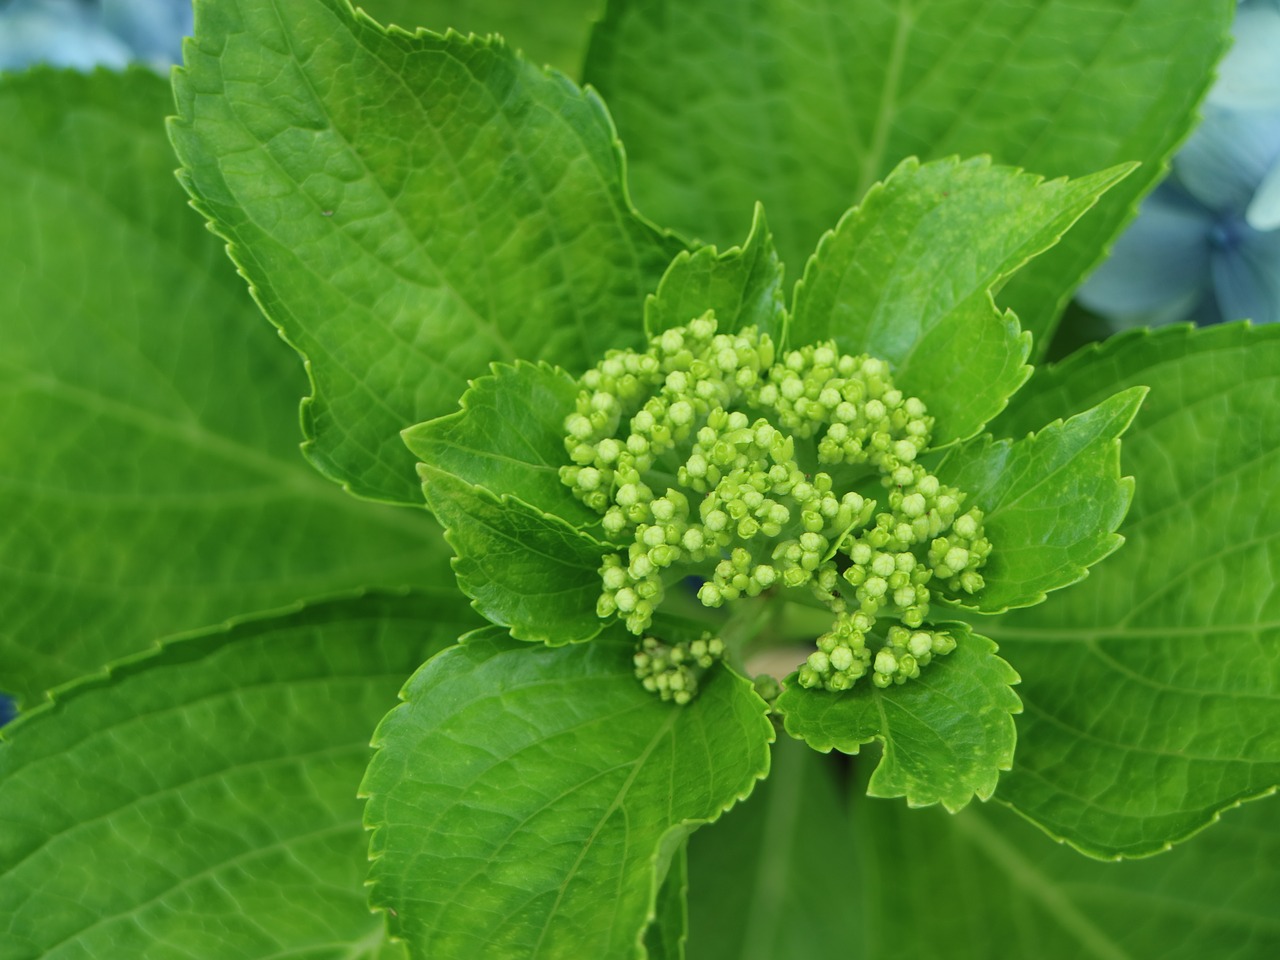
[874,649,898,676]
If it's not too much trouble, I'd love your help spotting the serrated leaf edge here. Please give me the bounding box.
[402,357,608,536]
[943,384,1147,616]
[791,155,1135,443]
[0,586,441,739]
[778,624,1022,812]
[169,0,685,506]
[418,463,611,645]
[359,633,774,958]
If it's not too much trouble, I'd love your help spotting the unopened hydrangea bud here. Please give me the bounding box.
[562,316,990,696]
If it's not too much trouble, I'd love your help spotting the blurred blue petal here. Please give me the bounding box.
[0,0,132,70]
[102,0,192,66]
[1212,225,1280,323]
[1214,2,1280,110]
[0,693,15,728]
[0,0,190,71]
[1175,106,1280,213]
[1246,157,1280,229]
[1077,183,1214,318]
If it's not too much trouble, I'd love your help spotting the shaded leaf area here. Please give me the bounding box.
[643,843,688,960]
[0,592,474,960]
[420,468,608,643]
[644,204,787,343]
[403,362,596,529]
[985,323,1280,857]
[776,625,1020,811]
[0,68,450,707]
[584,0,1232,351]
[853,792,1280,960]
[689,746,1280,960]
[939,386,1145,613]
[172,0,683,504]
[685,737,863,960]
[363,627,773,960]
[792,158,1128,442]
[359,0,605,77]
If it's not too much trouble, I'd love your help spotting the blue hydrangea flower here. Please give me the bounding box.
[0,0,192,72]
[1078,0,1280,327]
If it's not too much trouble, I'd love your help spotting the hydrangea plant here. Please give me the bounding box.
[1,1,1278,959]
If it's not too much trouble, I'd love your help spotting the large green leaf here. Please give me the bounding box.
[584,0,1233,351]
[359,0,605,76]
[791,157,1128,442]
[171,0,683,505]
[850,789,1280,960]
[776,624,1021,811]
[984,323,1280,857]
[685,737,864,960]
[363,626,773,960]
[938,386,1145,612]
[0,591,472,960]
[688,745,1280,960]
[421,467,609,643]
[0,68,449,707]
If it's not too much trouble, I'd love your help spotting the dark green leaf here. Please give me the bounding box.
[643,842,688,960]
[851,788,1280,960]
[689,749,1280,960]
[402,361,596,528]
[0,67,450,706]
[584,0,1233,351]
[0,591,471,959]
[172,0,683,504]
[984,323,1280,857]
[685,737,863,960]
[776,624,1021,811]
[940,386,1145,612]
[644,204,787,342]
[362,627,773,960]
[791,157,1129,442]
[421,467,609,643]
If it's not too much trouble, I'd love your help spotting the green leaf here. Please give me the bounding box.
[688,748,1280,960]
[685,737,863,960]
[983,323,1280,857]
[850,789,1280,960]
[359,0,605,76]
[402,361,596,528]
[643,842,688,960]
[362,627,773,960]
[0,67,451,707]
[644,204,787,343]
[938,386,1146,613]
[422,467,609,643]
[791,157,1129,442]
[584,0,1233,350]
[0,591,471,959]
[775,624,1021,812]
[171,0,684,505]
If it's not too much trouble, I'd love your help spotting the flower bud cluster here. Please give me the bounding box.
[562,314,992,696]
[633,634,726,705]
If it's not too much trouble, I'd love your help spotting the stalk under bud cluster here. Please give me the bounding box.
[561,314,992,694]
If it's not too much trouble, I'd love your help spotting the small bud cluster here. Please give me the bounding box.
[633,634,726,705]
[562,314,992,696]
